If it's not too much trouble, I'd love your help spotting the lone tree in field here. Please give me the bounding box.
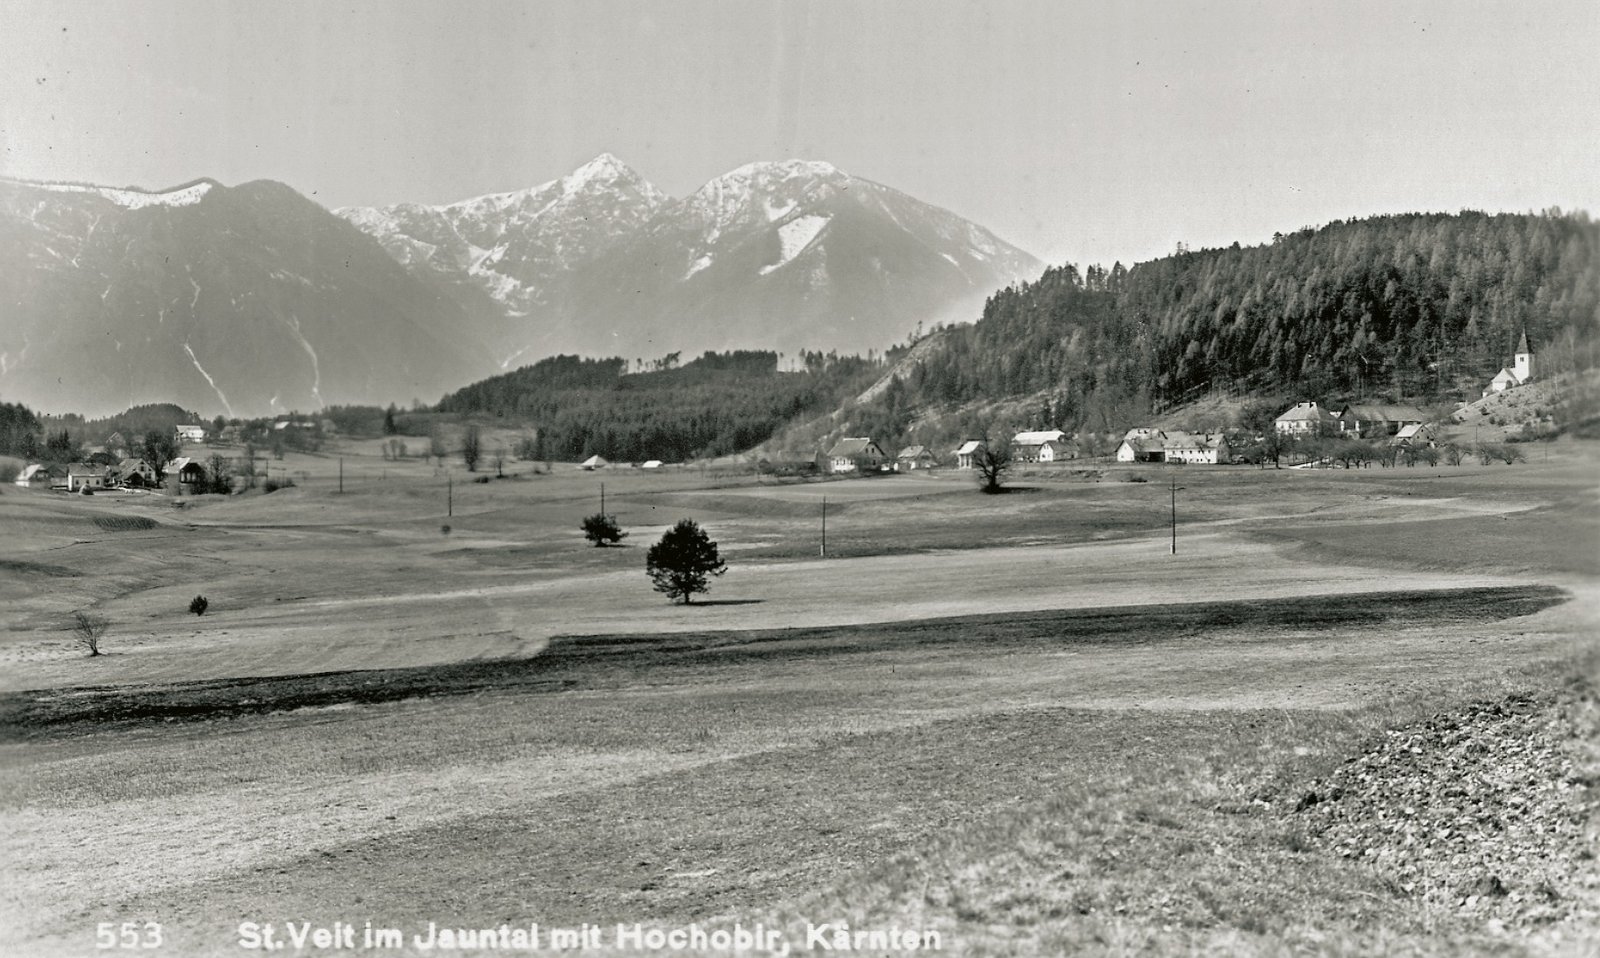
[461,425,482,472]
[70,610,108,657]
[973,435,1012,494]
[645,519,726,604]
[581,512,627,547]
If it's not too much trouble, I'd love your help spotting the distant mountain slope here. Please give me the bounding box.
[0,177,491,417]
[820,211,1600,455]
[338,155,1043,367]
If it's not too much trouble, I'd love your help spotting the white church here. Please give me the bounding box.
[1483,330,1534,397]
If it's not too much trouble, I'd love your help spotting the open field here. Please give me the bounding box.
[1,439,1597,955]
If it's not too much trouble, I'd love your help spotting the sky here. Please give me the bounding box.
[3,0,1598,268]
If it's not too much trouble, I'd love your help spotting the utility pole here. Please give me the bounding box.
[338,457,344,494]
[1170,477,1180,556]
[820,495,827,557]
[447,473,452,517]
[600,482,605,516]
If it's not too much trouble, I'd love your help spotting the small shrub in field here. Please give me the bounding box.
[263,476,296,493]
[70,610,108,656]
[189,595,209,616]
[581,512,628,547]
[440,524,451,536]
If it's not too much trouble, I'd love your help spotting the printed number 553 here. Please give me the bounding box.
[97,922,162,949]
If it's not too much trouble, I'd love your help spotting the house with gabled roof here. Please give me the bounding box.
[66,464,109,492]
[14,464,57,488]
[115,458,158,487]
[1337,404,1427,438]
[826,437,887,474]
[895,445,938,470]
[953,440,984,469]
[1274,401,1338,437]
[1162,431,1230,464]
[1116,435,1165,463]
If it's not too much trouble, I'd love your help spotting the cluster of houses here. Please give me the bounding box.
[13,422,213,493]
[826,430,1082,474]
[1271,401,1433,446]
[14,456,207,493]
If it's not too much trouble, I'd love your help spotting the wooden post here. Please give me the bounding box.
[600,482,605,516]
[338,457,344,494]
[447,474,452,517]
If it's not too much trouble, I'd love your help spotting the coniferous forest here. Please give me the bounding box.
[437,350,890,461]
[894,211,1599,433]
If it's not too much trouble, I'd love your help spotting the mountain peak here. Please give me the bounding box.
[562,152,658,198]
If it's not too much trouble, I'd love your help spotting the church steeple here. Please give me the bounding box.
[1514,328,1533,383]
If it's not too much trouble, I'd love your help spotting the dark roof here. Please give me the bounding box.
[896,445,931,459]
[1341,404,1426,423]
[827,437,880,457]
[1517,329,1531,353]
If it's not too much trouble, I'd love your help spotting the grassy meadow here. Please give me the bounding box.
[1,436,1596,956]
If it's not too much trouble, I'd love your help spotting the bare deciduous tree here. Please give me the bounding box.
[71,610,108,657]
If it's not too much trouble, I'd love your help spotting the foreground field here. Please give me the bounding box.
[1,443,1597,956]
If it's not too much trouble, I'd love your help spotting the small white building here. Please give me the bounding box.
[66,465,108,492]
[175,424,207,443]
[640,460,663,470]
[581,455,609,470]
[953,440,984,469]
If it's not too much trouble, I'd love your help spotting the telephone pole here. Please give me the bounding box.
[1170,477,1181,556]
[820,495,827,557]
[600,482,605,516]
[338,457,344,494]
[447,473,453,517]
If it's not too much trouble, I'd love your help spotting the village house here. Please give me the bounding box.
[175,424,207,443]
[1391,423,1436,448]
[1274,401,1338,437]
[115,458,158,487]
[953,440,984,469]
[1116,434,1165,463]
[104,431,129,457]
[1162,431,1230,464]
[580,455,609,470]
[66,464,109,492]
[13,464,57,488]
[167,457,206,488]
[826,437,887,474]
[1483,330,1535,397]
[895,445,938,470]
[1336,404,1428,438]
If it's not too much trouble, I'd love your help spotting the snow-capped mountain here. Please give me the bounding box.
[339,155,1042,365]
[0,176,489,417]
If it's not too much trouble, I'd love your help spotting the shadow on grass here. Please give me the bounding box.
[680,599,765,607]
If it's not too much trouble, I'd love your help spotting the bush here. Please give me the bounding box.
[70,610,108,656]
[189,595,209,616]
[581,512,628,547]
[262,476,296,493]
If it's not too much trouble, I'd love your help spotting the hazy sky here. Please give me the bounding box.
[3,0,1597,268]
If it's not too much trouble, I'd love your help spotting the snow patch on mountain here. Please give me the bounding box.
[760,215,830,275]
[25,180,214,210]
[685,254,713,280]
[182,343,235,417]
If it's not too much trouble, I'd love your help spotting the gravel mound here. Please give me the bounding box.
[1295,686,1600,932]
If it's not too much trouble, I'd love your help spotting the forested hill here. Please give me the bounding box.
[437,350,889,461]
[887,211,1599,435]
